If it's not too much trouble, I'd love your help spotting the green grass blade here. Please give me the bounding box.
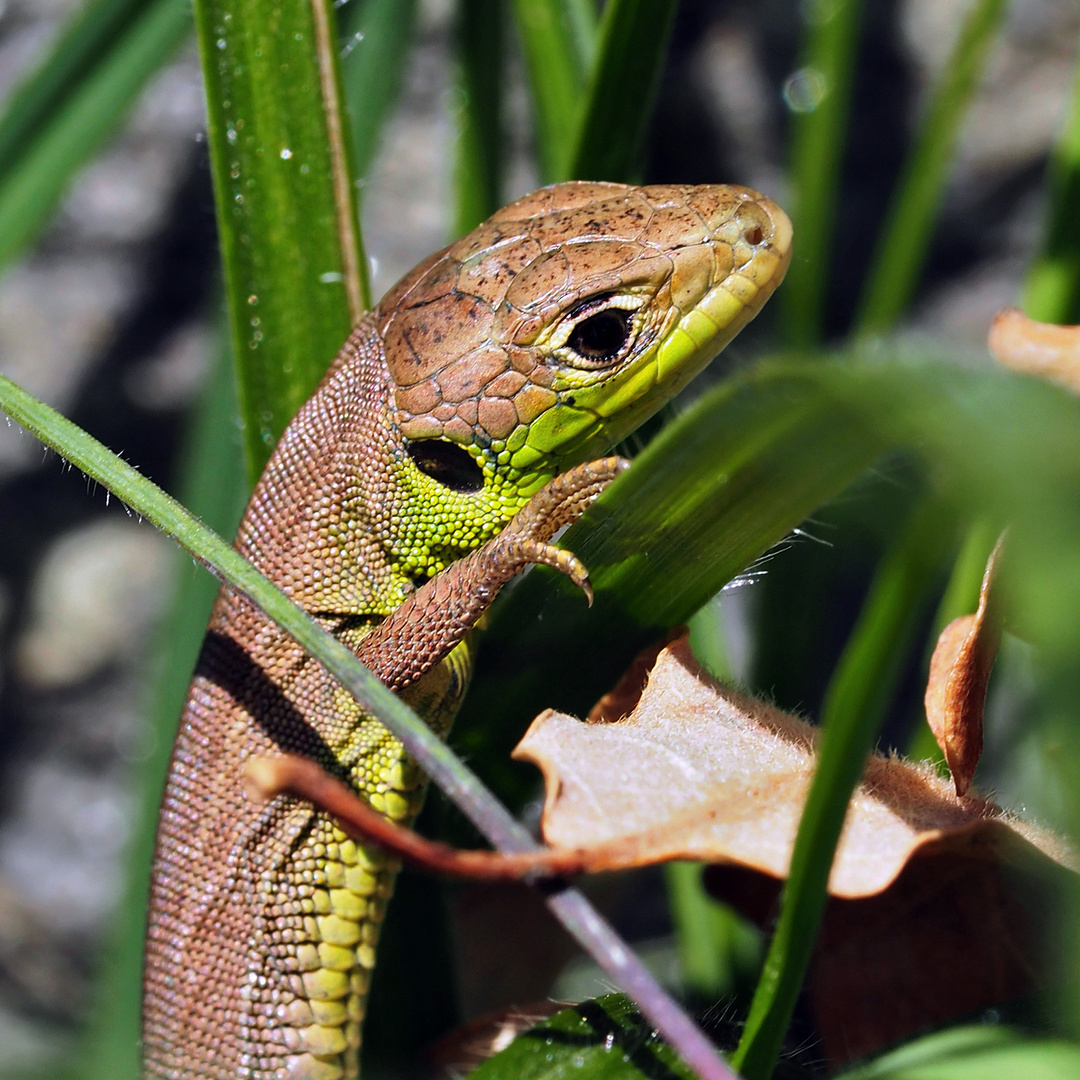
[779,0,867,347]
[665,863,759,1001]
[838,1025,1080,1080]
[457,355,1080,813]
[512,0,591,182]
[562,0,600,74]
[0,0,190,271]
[565,0,679,182]
[1023,42,1080,323]
[193,0,367,481]
[453,0,506,234]
[339,0,419,185]
[731,496,951,1078]
[0,373,494,864]
[0,0,151,174]
[855,0,1009,336]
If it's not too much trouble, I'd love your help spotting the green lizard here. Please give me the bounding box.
[142,181,791,1080]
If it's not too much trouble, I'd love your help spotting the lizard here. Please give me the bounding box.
[141,180,792,1080]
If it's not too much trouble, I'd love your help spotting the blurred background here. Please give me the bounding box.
[0,0,1077,1074]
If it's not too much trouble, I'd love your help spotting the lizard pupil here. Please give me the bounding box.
[567,308,631,364]
[406,439,484,493]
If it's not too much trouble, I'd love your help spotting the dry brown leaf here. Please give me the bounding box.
[705,830,1070,1066]
[924,534,1004,796]
[989,308,1080,394]
[513,635,1073,897]
[587,627,687,723]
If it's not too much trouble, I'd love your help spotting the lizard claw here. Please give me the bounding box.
[505,537,594,604]
[493,455,628,603]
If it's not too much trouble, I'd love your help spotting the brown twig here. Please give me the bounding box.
[243,754,592,881]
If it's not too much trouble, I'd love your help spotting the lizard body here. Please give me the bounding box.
[142,181,791,1080]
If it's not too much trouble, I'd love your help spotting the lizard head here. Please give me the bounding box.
[375,181,791,573]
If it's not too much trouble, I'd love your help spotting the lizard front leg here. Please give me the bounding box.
[353,456,628,691]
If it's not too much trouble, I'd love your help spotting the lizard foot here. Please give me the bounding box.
[485,456,630,604]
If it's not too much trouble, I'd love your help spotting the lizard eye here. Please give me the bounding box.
[558,293,642,370]
[568,308,632,363]
[406,439,484,493]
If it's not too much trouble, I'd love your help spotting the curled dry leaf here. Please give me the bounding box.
[924,534,1005,796]
[513,635,1074,897]
[587,626,687,723]
[705,832,1073,1065]
[251,632,1073,902]
[519,633,1076,1063]
[988,308,1080,394]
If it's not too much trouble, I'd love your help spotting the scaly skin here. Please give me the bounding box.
[142,181,792,1080]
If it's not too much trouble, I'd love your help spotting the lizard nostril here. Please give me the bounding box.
[405,439,484,493]
[744,224,765,245]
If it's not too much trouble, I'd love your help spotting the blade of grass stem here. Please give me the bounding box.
[0,375,739,1080]
[193,0,366,481]
[453,0,505,234]
[855,0,1008,336]
[565,0,679,183]
[732,495,952,1079]
[0,0,190,270]
[1023,40,1080,323]
[339,0,419,185]
[512,0,591,182]
[0,0,155,175]
[780,0,866,347]
[666,862,755,1001]
[559,0,599,75]
[840,1027,1080,1079]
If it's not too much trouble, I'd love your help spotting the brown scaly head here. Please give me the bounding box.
[362,180,791,583]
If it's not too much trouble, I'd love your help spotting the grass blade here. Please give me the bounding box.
[562,0,600,74]
[339,0,419,184]
[1023,42,1080,323]
[780,0,867,346]
[453,0,506,234]
[0,0,154,174]
[731,496,951,1078]
[0,0,190,270]
[855,0,1009,336]
[0,375,737,1080]
[511,0,592,182]
[565,0,679,182]
[193,0,366,481]
[838,1025,1080,1079]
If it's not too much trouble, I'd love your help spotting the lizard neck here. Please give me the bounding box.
[235,315,541,620]
[235,316,406,619]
